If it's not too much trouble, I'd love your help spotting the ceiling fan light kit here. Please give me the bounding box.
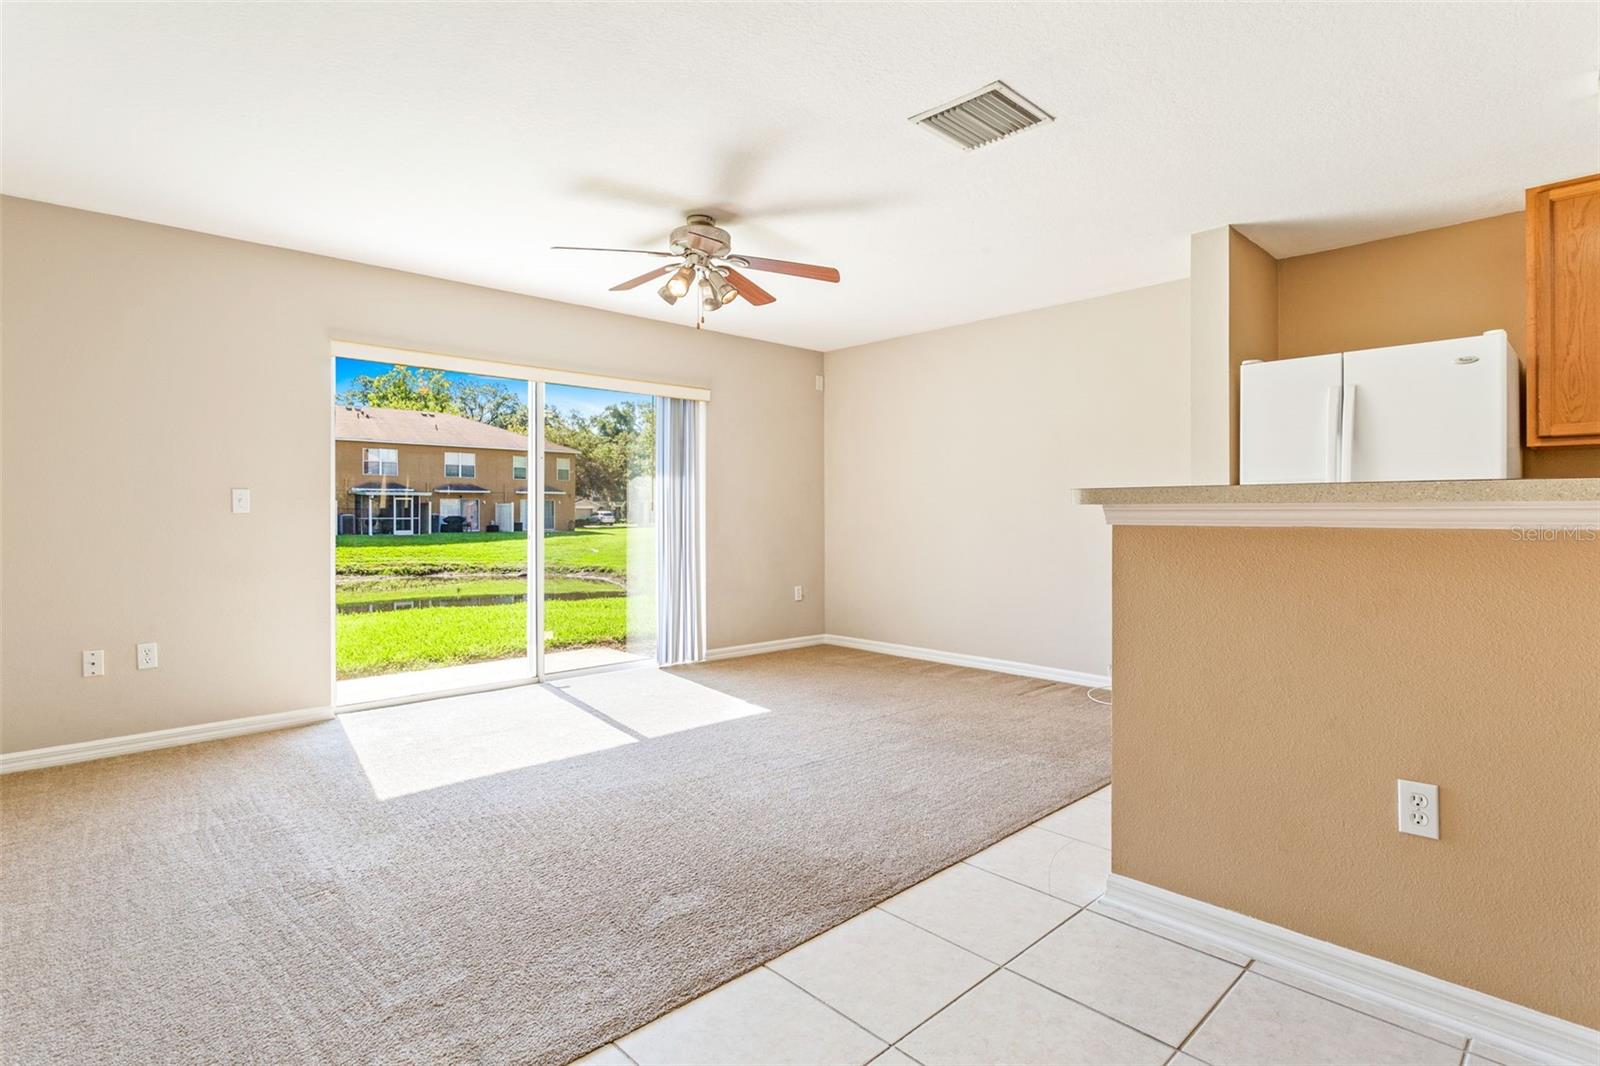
[552,213,839,327]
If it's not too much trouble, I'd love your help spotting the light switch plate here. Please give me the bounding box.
[231,488,251,514]
[1397,779,1439,840]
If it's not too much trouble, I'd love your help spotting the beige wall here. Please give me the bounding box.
[1276,211,1600,478]
[823,280,1191,679]
[1,197,824,752]
[1112,525,1600,1026]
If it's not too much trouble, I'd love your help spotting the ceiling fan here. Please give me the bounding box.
[553,214,840,327]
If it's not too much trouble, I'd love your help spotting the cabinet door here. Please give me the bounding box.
[1526,173,1600,446]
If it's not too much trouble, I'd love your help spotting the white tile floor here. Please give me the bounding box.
[574,787,1516,1066]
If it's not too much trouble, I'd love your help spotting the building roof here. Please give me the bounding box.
[335,405,578,453]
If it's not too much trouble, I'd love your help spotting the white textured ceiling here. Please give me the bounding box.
[4,2,1597,351]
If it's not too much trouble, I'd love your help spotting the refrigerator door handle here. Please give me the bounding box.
[1323,387,1342,482]
[1338,384,1357,482]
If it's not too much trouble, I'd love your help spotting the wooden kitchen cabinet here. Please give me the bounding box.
[1525,172,1600,447]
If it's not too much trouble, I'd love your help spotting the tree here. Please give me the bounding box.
[455,382,528,434]
[337,365,457,412]
[542,400,656,517]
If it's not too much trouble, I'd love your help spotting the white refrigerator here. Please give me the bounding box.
[1239,330,1522,484]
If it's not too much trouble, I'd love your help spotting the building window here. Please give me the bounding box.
[556,457,572,482]
[513,454,528,480]
[444,451,476,478]
[362,447,398,477]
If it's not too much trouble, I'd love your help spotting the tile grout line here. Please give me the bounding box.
[619,797,1115,1065]
[885,889,1102,1057]
[1251,968,1469,1051]
[759,962,905,1055]
[870,897,1081,969]
[1174,959,1254,1055]
[957,857,1103,909]
[1088,900,1469,1051]
[999,963,1184,1052]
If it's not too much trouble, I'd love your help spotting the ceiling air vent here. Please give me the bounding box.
[910,81,1053,150]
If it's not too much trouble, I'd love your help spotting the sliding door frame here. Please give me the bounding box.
[329,339,709,712]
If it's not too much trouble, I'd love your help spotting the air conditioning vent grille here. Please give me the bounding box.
[911,81,1052,150]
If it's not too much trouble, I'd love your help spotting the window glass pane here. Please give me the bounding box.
[513,454,527,479]
[543,385,655,674]
[335,357,530,706]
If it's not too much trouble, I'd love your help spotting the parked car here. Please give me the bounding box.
[595,510,616,525]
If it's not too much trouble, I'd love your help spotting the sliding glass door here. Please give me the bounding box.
[539,383,658,674]
[333,357,532,706]
[331,342,703,708]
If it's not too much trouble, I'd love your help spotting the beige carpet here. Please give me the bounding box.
[0,646,1110,1065]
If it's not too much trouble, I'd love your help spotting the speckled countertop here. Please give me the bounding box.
[1076,478,1600,506]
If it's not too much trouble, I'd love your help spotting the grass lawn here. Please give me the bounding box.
[334,526,645,576]
[333,526,649,677]
[336,596,645,677]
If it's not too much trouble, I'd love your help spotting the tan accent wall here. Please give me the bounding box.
[1111,525,1600,1026]
[1,197,824,753]
[1189,227,1277,485]
[823,280,1191,679]
[1228,229,1279,484]
[1188,228,1230,484]
[1275,212,1600,478]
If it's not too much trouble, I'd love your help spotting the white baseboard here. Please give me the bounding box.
[0,706,334,775]
[1100,875,1600,1066]
[821,634,1111,689]
[704,635,827,660]
[2,634,1097,775]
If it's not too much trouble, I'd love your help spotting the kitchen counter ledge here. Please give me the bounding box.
[1076,478,1600,529]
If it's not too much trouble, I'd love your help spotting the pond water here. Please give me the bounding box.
[336,585,625,614]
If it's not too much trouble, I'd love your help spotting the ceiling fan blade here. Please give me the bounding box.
[551,245,677,258]
[726,255,840,283]
[609,265,677,292]
[720,267,776,306]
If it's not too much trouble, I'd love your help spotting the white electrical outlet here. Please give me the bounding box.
[794,585,804,601]
[231,488,251,514]
[137,642,159,670]
[82,650,105,678]
[1397,779,1439,840]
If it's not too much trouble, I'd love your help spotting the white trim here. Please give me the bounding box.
[704,634,1111,688]
[1099,875,1600,1066]
[1099,500,1600,529]
[822,634,1111,688]
[333,340,712,403]
[0,706,333,775]
[337,676,536,715]
[705,635,827,660]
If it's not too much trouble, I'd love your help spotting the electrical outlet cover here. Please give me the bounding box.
[137,642,159,670]
[1397,779,1439,840]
